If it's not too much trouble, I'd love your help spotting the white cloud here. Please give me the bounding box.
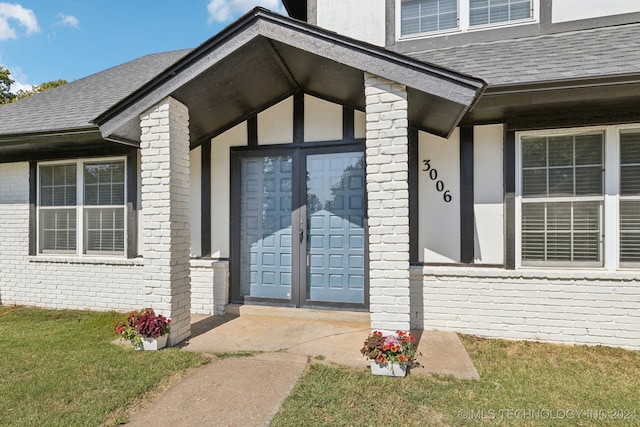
[207,0,286,23]
[56,13,79,28]
[0,2,39,41]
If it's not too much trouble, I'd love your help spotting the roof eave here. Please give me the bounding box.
[281,0,307,21]
[94,7,485,143]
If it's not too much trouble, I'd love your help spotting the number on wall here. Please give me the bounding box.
[422,159,452,203]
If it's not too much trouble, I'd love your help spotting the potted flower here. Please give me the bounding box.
[360,330,420,377]
[115,308,171,351]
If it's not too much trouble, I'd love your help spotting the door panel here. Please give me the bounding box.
[305,152,365,304]
[239,155,292,299]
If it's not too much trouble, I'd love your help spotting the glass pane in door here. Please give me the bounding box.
[239,156,292,299]
[306,152,365,303]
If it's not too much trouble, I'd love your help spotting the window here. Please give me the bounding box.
[401,0,458,36]
[520,133,604,266]
[38,159,126,256]
[399,0,534,37]
[620,131,640,264]
[470,0,532,26]
[518,126,640,269]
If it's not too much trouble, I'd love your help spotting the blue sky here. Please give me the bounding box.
[0,0,287,91]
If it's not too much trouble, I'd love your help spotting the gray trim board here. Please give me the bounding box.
[307,0,317,25]
[459,126,474,264]
[342,107,354,141]
[408,126,419,264]
[29,162,37,256]
[201,142,212,257]
[293,92,304,144]
[126,152,138,258]
[385,0,395,49]
[504,130,516,270]
[247,116,258,148]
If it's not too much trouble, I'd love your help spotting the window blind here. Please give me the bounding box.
[470,0,531,26]
[84,161,126,254]
[521,133,603,265]
[39,164,77,252]
[620,132,640,263]
[401,0,458,35]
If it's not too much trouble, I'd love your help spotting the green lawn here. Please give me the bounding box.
[0,306,211,427]
[3,306,640,426]
[273,336,640,426]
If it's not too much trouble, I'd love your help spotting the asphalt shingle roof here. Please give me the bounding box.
[410,22,640,86]
[2,22,640,139]
[0,49,190,136]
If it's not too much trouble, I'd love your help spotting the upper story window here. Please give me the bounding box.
[38,158,126,256]
[470,0,532,26]
[399,0,534,38]
[401,0,458,36]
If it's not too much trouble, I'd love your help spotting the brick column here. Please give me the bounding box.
[140,97,191,345]
[364,73,410,333]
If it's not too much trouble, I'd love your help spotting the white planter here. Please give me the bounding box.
[369,360,407,377]
[139,335,168,351]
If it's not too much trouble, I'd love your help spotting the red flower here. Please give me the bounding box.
[376,354,386,363]
[398,354,407,362]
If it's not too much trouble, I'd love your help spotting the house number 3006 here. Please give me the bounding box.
[422,160,452,203]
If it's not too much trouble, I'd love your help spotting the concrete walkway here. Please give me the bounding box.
[124,306,478,426]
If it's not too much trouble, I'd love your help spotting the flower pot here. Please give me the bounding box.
[139,334,168,351]
[369,360,407,377]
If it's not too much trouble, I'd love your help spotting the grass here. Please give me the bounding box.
[0,306,211,427]
[272,335,640,426]
[4,306,640,426]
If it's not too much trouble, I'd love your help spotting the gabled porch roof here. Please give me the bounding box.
[94,8,486,147]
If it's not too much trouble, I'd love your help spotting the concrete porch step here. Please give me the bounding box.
[223,303,370,324]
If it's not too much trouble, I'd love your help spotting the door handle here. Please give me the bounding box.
[299,229,304,243]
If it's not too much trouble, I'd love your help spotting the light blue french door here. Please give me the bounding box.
[306,152,365,304]
[236,148,366,307]
[239,155,293,299]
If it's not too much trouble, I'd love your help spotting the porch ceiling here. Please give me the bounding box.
[93,8,485,147]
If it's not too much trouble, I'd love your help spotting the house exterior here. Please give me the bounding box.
[1,0,639,350]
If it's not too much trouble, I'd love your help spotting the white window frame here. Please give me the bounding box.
[515,125,640,271]
[396,0,538,40]
[618,128,640,268]
[37,157,127,257]
[397,0,461,38]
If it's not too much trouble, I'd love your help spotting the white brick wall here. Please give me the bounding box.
[411,266,640,350]
[140,97,191,345]
[0,162,147,311]
[1,159,221,327]
[190,259,228,315]
[365,73,411,333]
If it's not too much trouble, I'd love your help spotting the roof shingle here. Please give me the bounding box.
[0,49,190,136]
[410,22,640,86]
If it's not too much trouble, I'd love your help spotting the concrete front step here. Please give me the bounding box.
[223,303,370,324]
